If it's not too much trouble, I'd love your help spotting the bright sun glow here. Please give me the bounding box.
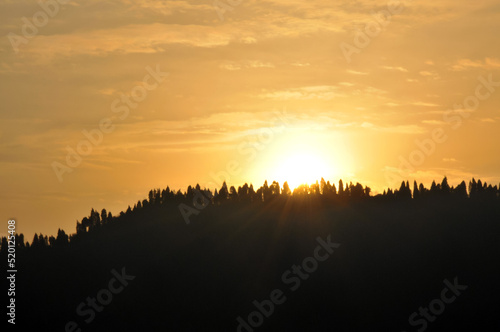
[249,131,353,192]
[275,151,331,190]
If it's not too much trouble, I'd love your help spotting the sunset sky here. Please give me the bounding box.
[1,0,500,240]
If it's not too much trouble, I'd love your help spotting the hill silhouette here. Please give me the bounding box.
[2,177,499,331]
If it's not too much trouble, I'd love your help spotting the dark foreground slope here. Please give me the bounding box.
[6,196,500,331]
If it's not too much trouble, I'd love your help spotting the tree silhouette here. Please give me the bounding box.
[31,233,39,248]
[0,237,7,253]
[396,181,412,200]
[282,181,292,196]
[338,179,344,197]
[229,186,238,201]
[270,181,281,198]
[413,181,419,199]
[238,183,250,201]
[364,185,371,197]
[101,209,108,224]
[217,181,229,204]
[55,229,69,247]
[454,181,468,199]
[20,176,500,252]
[441,176,451,195]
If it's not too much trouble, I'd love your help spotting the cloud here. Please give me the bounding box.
[480,118,496,123]
[99,88,119,96]
[419,71,440,79]
[291,62,310,67]
[16,23,239,57]
[220,61,275,71]
[259,86,340,100]
[133,0,214,15]
[412,101,440,107]
[359,122,426,134]
[422,120,447,125]
[451,57,500,71]
[381,66,409,72]
[346,70,369,75]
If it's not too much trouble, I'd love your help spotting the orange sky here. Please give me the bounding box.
[1,0,500,240]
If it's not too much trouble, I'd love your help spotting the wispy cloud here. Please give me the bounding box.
[360,122,426,134]
[220,61,275,71]
[452,57,500,71]
[412,101,440,107]
[259,86,341,100]
[419,71,440,79]
[381,66,408,72]
[346,70,368,75]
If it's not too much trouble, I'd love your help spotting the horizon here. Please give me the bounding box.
[5,174,497,241]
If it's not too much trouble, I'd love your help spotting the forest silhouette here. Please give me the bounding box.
[2,177,499,331]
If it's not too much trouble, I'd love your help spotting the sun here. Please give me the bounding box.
[276,152,330,190]
[249,130,350,192]
[266,145,336,191]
